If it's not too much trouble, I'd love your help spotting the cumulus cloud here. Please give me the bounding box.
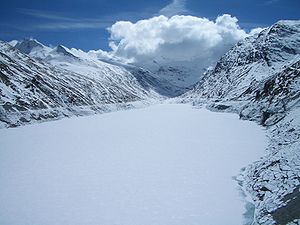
[108,14,255,69]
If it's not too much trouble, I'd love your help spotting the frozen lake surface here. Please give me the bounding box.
[0,103,267,225]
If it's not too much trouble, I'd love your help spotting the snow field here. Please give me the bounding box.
[0,104,267,225]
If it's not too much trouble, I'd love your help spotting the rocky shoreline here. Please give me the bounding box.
[195,99,300,224]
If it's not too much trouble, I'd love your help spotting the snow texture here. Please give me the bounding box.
[0,104,267,225]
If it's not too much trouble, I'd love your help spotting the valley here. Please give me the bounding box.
[0,19,300,224]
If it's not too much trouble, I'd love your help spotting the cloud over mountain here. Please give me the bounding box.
[108,14,259,68]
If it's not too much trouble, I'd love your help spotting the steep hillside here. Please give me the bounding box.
[14,39,186,97]
[185,20,300,99]
[182,20,300,224]
[0,41,160,128]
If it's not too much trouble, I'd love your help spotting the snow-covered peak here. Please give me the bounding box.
[8,40,18,47]
[52,45,78,59]
[15,39,46,54]
[14,40,79,61]
[14,39,52,59]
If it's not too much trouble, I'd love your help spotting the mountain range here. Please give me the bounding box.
[1,19,300,224]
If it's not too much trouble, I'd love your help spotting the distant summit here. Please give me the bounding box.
[54,45,78,59]
[15,39,45,54]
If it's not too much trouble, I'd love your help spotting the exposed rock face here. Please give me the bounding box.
[183,20,300,224]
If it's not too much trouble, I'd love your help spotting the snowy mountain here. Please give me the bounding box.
[182,20,300,224]
[0,40,163,128]
[1,19,300,224]
[14,39,45,54]
[2,37,204,128]
[132,58,207,96]
[16,39,183,96]
[184,20,300,101]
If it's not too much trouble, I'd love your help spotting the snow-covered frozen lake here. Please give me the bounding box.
[0,104,267,225]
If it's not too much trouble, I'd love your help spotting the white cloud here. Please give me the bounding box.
[108,14,254,68]
[159,0,189,17]
[18,9,152,31]
[249,27,265,36]
[17,9,111,30]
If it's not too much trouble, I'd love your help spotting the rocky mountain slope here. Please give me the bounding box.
[0,40,163,128]
[182,20,300,224]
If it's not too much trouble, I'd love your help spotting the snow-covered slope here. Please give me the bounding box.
[133,58,206,96]
[14,39,184,97]
[0,40,161,128]
[185,20,300,100]
[182,20,300,224]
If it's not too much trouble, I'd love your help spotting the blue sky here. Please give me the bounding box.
[1,0,299,51]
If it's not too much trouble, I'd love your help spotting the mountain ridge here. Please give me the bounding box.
[0,40,162,128]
